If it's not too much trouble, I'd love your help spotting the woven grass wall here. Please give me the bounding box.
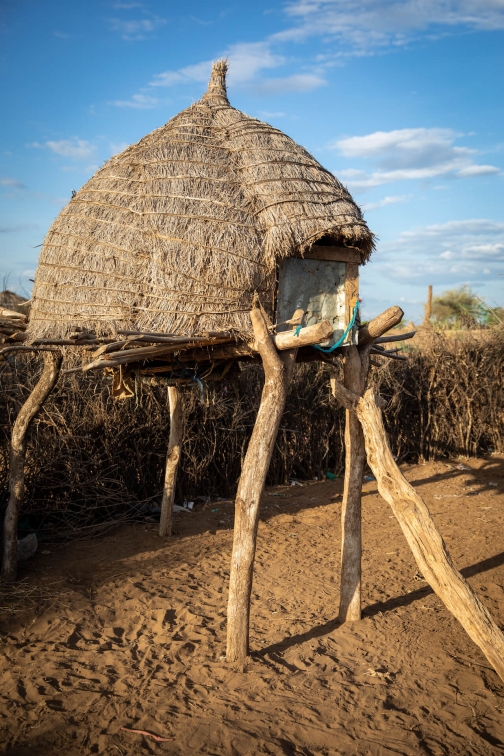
[0,331,502,541]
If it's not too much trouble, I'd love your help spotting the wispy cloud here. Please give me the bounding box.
[150,42,285,88]
[53,31,71,39]
[30,138,97,160]
[248,73,325,95]
[378,219,504,285]
[362,194,410,211]
[110,93,159,109]
[109,142,130,156]
[332,128,501,188]
[148,41,326,98]
[278,0,504,51]
[0,177,25,189]
[108,15,166,40]
[260,111,287,118]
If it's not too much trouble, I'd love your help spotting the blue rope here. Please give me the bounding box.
[294,324,303,337]
[312,299,360,354]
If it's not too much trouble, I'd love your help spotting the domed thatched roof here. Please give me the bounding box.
[28,60,373,341]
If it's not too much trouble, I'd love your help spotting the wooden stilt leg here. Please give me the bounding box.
[1,352,62,583]
[333,306,403,623]
[332,381,504,682]
[337,346,365,622]
[159,386,182,538]
[226,308,294,662]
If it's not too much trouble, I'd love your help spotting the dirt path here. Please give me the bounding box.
[1,456,504,755]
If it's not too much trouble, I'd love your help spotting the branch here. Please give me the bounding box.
[358,306,404,346]
[374,330,416,344]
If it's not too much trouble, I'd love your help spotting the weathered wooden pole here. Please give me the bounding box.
[335,306,404,622]
[337,346,366,621]
[1,351,62,583]
[226,307,295,662]
[159,386,182,538]
[332,381,504,682]
[423,285,433,327]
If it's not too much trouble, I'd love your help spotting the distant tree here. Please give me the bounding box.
[481,305,504,327]
[430,285,488,328]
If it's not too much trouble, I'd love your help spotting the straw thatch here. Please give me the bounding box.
[28,60,373,342]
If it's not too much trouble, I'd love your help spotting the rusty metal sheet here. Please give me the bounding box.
[276,258,357,348]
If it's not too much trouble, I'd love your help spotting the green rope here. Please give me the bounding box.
[313,299,360,354]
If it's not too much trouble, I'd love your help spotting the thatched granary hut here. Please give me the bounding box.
[6,61,503,682]
[27,60,372,343]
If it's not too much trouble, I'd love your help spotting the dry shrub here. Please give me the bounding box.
[374,329,504,461]
[0,329,502,538]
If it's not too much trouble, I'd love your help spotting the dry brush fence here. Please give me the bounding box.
[0,330,502,541]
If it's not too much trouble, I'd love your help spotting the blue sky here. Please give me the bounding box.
[1,0,503,321]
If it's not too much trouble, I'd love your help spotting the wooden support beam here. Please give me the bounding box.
[1,352,62,583]
[336,346,365,622]
[333,305,410,625]
[159,386,183,538]
[226,308,293,662]
[358,306,404,347]
[331,382,504,682]
[304,246,362,264]
[272,319,333,350]
[345,264,359,330]
[423,285,433,327]
[0,308,27,322]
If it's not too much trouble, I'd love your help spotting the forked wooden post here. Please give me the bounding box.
[226,307,295,662]
[159,386,182,538]
[334,306,404,623]
[1,351,62,583]
[332,381,504,682]
[337,346,366,621]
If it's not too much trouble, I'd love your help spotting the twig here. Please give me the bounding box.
[475,295,504,326]
[370,348,407,361]
[374,331,416,344]
[119,727,174,742]
[0,345,61,356]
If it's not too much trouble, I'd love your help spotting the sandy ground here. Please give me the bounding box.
[1,456,504,755]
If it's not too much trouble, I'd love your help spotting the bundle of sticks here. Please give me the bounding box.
[0,307,415,372]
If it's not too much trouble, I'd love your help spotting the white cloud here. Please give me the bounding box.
[227,42,286,84]
[377,219,504,285]
[109,142,131,156]
[362,194,410,210]
[108,15,166,40]
[31,138,97,160]
[148,42,325,99]
[0,177,25,188]
[260,111,287,118]
[110,93,158,109]
[457,164,499,176]
[336,128,465,161]
[150,61,210,87]
[278,0,504,50]
[332,128,501,188]
[248,73,325,95]
[150,42,285,89]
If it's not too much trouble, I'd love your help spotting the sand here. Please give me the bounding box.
[1,456,504,755]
